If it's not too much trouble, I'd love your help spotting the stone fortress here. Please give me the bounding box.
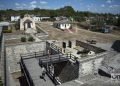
[0,14,120,86]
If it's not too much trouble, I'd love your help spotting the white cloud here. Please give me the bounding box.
[101,4,105,7]
[87,5,91,8]
[30,1,37,4]
[40,1,48,4]
[106,0,112,4]
[109,5,120,8]
[15,3,28,9]
[29,0,37,9]
[23,4,27,6]
[30,4,37,8]
[15,3,20,6]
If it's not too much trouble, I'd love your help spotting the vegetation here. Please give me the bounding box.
[3,29,12,33]
[21,37,26,42]
[0,6,119,26]
[28,36,35,42]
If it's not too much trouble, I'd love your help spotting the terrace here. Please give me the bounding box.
[20,42,79,86]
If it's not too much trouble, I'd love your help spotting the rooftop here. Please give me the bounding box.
[21,57,55,86]
[54,20,71,24]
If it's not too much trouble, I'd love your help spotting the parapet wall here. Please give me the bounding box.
[6,41,46,73]
[78,52,110,78]
[76,40,106,53]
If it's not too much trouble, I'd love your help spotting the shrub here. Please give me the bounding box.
[28,36,35,42]
[3,29,12,33]
[21,37,26,42]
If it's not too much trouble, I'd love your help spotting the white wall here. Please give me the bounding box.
[20,16,36,31]
[11,16,20,21]
[33,17,41,22]
[59,24,71,30]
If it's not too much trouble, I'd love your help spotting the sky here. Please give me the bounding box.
[0,0,120,14]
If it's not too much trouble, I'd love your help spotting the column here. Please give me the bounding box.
[31,23,33,28]
[25,23,28,29]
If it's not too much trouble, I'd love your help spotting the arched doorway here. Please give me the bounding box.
[24,19,33,30]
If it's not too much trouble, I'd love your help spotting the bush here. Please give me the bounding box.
[3,29,12,33]
[21,37,26,42]
[28,36,35,42]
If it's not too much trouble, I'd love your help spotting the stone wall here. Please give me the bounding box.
[6,41,46,73]
[78,52,109,78]
[76,40,106,53]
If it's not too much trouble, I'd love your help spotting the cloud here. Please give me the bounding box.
[101,4,105,7]
[106,0,112,4]
[23,4,27,6]
[40,1,48,4]
[15,3,20,6]
[30,4,37,8]
[29,0,37,9]
[109,5,120,8]
[15,3,28,9]
[30,1,37,4]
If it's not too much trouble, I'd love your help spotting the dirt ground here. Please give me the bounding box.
[36,22,120,43]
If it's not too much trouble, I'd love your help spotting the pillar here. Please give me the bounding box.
[25,23,28,29]
[30,23,33,28]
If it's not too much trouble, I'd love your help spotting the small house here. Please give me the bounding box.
[33,16,41,22]
[102,25,113,33]
[0,22,10,31]
[11,16,20,21]
[55,16,68,21]
[53,20,72,30]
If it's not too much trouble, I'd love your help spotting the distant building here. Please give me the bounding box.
[101,25,116,33]
[55,16,68,21]
[53,20,72,30]
[33,16,41,22]
[40,17,50,21]
[0,22,10,31]
[11,16,20,21]
[102,27,111,33]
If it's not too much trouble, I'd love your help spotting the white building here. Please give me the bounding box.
[0,22,10,30]
[20,14,36,33]
[55,16,68,21]
[53,20,72,30]
[11,16,20,21]
[40,17,50,20]
[33,16,41,22]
